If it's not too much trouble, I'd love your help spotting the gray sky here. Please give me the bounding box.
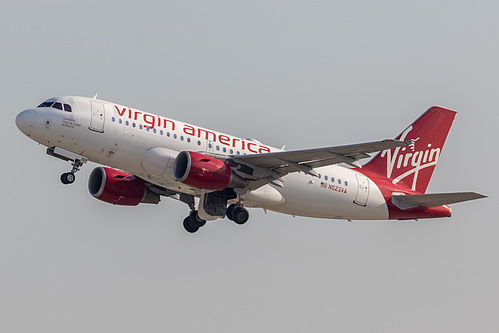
[1,1,496,332]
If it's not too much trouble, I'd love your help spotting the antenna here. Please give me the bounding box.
[92,93,98,99]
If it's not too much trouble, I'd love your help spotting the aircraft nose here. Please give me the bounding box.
[15,109,37,136]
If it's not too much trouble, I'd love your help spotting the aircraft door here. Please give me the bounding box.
[89,102,105,133]
[354,173,370,207]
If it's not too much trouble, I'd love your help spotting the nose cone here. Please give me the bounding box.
[16,109,37,136]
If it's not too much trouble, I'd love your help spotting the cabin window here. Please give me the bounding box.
[344,181,348,186]
[125,121,129,126]
[112,117,116,122]
[197,140,201,146]
[187,138,191,143]
[118,119,122,124]
[324,175,328,181]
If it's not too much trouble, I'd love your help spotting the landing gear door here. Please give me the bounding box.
[89,102,105,133]
[354,173,370,207]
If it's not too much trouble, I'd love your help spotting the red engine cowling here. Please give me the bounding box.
[88,167,160,206]
[174,151,246,190]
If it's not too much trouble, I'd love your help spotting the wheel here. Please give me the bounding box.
[226,204,237,221]
[190,211,206,227]
[60,172,75,184]
[183,216,199,233]
[232,207,249,225]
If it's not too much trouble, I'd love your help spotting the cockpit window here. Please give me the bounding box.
[38,101,54,108]
[37,101,72,112]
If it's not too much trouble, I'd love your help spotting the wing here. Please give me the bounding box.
[392,192,487,210]
[229,139,408,189]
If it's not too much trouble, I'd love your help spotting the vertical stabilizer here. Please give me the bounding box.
[362,106,456,193]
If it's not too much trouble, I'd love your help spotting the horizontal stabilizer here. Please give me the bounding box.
[392,192,487,210]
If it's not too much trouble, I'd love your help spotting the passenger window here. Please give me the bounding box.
[324,175,328,180]
[63,104,72,112]
[53,102,63,110]
[344,181,348,186]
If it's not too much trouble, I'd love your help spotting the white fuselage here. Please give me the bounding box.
[17,96,389,220]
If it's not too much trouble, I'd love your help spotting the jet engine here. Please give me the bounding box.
[88,167,160,206]
[174,151,246,190]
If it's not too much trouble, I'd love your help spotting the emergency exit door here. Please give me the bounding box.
[89,102,105,133]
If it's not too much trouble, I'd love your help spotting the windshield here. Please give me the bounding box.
[37,101,72,112]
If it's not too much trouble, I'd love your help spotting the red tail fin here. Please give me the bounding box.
[362,106,456,193]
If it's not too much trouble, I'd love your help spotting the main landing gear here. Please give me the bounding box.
[179,194,250,233]
[180,194,207,234]
[183,211,207,233]
[226,204,249,225]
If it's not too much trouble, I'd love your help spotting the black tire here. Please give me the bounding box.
[232,207,249,225]
[183,216,199,233]
[190,211,206,227]
[60,172,75,185]
[226,204,237,221]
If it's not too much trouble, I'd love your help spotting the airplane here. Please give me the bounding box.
[15,96,486,233]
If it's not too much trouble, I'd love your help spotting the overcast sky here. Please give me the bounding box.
[1,1,496,332]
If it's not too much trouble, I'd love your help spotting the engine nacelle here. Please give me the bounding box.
[88,167,160,206]
[174,151,246,190]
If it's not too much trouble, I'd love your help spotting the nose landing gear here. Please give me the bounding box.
[60,159,84,184]
[46,147,87,185]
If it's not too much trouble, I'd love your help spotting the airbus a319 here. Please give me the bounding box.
[15,96,486,233]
